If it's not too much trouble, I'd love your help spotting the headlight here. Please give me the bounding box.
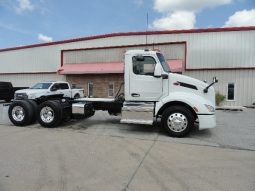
[204,104,215,112]
[29,93,36,99]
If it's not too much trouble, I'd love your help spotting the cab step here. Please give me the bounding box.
[120,101,154,125]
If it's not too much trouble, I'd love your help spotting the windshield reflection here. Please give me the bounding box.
[157,53,170,73]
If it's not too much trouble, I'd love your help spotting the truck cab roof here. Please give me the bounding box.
[125,49,160,55]
[36,81,68,84]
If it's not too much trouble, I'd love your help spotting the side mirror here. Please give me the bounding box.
[154,63,162,77]
[213,77,218,83]
[51,86,58,91]
[204,77,218,93]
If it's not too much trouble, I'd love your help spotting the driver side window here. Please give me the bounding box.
[132,56,156,76]
[51,83,60,91]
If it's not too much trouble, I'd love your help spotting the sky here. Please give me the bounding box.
[0,0,254,48]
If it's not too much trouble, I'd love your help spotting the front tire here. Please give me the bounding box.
[162,106,195,137]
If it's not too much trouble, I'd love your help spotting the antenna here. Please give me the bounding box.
[146,12,148,47]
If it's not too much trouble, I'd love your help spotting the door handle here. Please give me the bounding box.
[131,93,140,97]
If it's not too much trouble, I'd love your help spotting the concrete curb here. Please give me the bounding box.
[216,106,246,111]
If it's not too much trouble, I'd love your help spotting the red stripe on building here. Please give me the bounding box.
[58,60,184,74]
[167,60,184,73]
[58,62,124,74]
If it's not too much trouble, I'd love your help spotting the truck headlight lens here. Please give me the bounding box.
[29,93,36,99]
[204,104,215,112]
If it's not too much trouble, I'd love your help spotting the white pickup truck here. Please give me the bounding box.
[14,81,84,100]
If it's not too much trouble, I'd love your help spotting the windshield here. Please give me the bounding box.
[157,53,170,73]
[30,83,52,89]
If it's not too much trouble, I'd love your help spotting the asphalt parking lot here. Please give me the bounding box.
[0,102,255,191]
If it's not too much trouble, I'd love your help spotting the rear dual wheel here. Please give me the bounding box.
[8,100,37,126]
[8,100,70,128]
[37,100,63,128]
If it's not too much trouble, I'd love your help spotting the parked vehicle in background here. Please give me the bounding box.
[14,81,84,100]
[8,50,217,137]
[0,82,28,102]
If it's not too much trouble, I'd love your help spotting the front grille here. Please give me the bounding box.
[15,93,28,100]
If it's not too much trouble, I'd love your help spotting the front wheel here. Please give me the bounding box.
[161,106,195,137]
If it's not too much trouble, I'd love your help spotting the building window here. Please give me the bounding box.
[108,82,114,97]
[132,56,156,76]
[227,83,235,101]
[88,82,93,97]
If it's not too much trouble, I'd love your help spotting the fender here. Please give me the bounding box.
[155,91,215,116]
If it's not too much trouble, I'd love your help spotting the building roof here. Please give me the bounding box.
[1,26,255,52]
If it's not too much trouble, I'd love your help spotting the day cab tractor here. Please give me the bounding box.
[8,49,217,137]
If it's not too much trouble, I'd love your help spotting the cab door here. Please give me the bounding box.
[58,83,71,97]
[128,55,163,101]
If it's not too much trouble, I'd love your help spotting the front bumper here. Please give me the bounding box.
[197,114,216,130]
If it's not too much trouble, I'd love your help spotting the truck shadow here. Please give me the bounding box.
[60,117,175,137]
[21,113,213,139]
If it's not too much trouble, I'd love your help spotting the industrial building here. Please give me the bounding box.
[0,26,255,106]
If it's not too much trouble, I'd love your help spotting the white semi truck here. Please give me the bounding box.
[8,49,217,137]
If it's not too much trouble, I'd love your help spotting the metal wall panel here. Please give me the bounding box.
[0,73,65,87]
[1,30,254,73]
[63,43,185,64]
[0,46,62,73]
[184,70,255,106]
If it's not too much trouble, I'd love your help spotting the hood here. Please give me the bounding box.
[170,73,208,89]
[15,89,48,94]
[169,73,216,106]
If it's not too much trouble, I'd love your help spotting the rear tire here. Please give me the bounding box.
[74,94,80,99]
[8,100,34,126]
[161,106,195,137]
[37,100,63,128]
[26,99,38,124]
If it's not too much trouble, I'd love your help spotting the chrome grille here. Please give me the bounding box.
[15,93,28,100]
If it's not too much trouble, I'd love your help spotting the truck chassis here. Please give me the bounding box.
[9,95,123,126]
[8,93,197,137]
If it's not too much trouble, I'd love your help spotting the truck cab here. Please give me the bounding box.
[121,50,216,136]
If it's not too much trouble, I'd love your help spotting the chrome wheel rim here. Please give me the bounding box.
[40,106,54,123]
[12,106,25,121]
[167,113,188,133]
